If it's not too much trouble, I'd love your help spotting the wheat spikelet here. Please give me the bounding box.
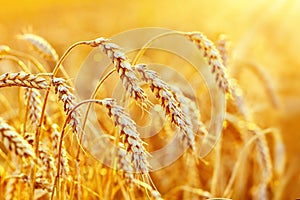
[86,38,148,105]
[25,89,42,128]
[34,177,52,192]
[117,146,134,182]
[185,32,230,93]
[0,72,49,89]
[132,179,163,200]
[5,176,19,200]
[216,34,230,67]
[97,98,150,173]
[0,118,35,159]
[52,77,81,135]
[134,64,196,151]
[17,33,59,62]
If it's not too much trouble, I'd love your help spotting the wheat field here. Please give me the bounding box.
[0,0,300,199]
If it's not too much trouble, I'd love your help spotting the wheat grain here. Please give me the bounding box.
[17,33,59,62]
[96,98,150,173]
[185,32,230,93]
[0,72,49,89]
[0,118,35,159]
[134,64,196,151]
[86,38,148,106]
[52,77,81,135]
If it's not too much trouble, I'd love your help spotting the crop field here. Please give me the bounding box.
[0,0,299,199]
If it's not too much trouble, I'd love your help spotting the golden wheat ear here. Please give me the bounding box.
[85,38,149,107]
[17,33,59,62]
[96,98,150,174]
[52,77,81,136]
[24,89,42,130]
[133,64,196,152]
[0,118,35,159]
[184,32,231,94]
[0,72,49,89]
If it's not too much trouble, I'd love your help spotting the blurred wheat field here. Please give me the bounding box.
[0,0,300,199]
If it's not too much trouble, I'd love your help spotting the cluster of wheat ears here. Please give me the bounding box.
[0,30,285,200]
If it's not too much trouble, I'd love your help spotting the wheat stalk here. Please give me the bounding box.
[85,38,148,106]
[17,33,59,62]
[52,77,81,135]
[0,72,49,89]
[134,64,196,151]
[185,32,231,93]
[0,118,35,159]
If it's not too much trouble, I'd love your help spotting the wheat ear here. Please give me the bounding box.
[96,98,150,173]
[185,32,231,93]
[86,38,148,106]
[251,127,272,200]
[52,77,81,135]
[0,118,35,159]
[134,64,196,151]
[25,89,42,128]
[0,72,49,89]
[170,85,208,136]
[17,33,59,62]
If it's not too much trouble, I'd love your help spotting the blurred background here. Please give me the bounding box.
[1,0,299,198]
